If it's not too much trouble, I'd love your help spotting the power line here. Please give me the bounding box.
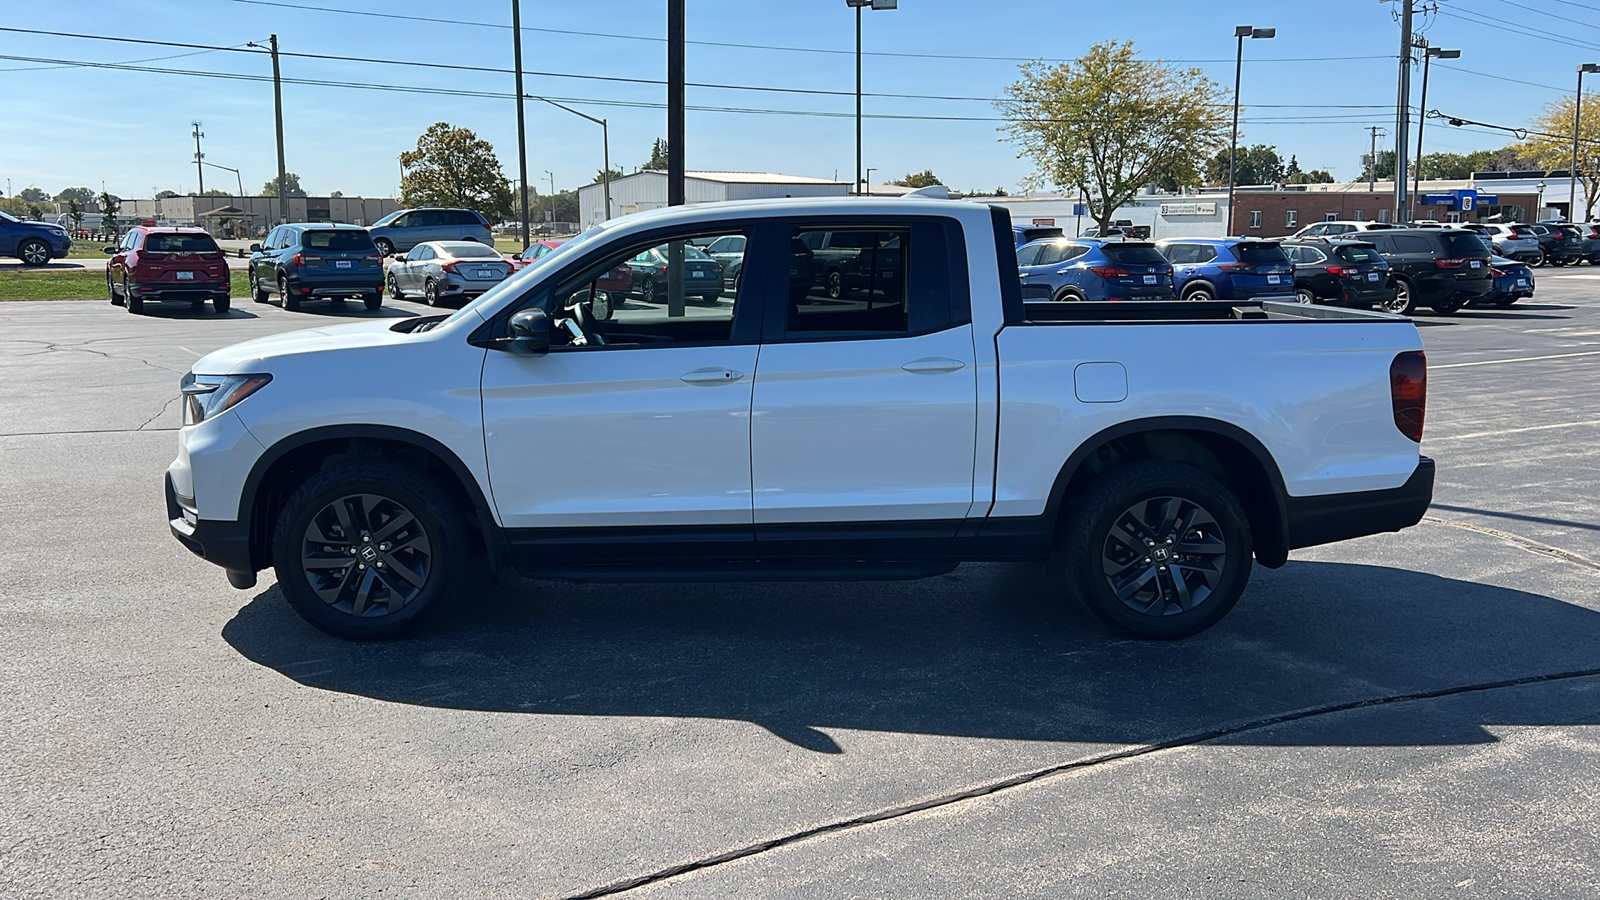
[1482,0,1600,30]
[1437,6,1600,53]
[1433,62,1569,94]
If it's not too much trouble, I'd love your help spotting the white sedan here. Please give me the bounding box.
[386,240,513,307]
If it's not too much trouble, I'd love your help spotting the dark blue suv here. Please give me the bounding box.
[1156,238,1295,302]
[248,223,384,311]
[0,210,72,266]
[1016,239,1175,301]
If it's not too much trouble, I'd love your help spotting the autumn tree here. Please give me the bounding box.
[399,123,514,222]
[1525,93,1600,220]
[998,41,1228,232]
[892,169,942,188]
[262,172,306,197]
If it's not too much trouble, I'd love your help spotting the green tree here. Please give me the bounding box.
[55,186,95,205]
[1286,168,1335,184]
[25,202,46,220]
[1205,144,1284,186]
[155,190,180,200]
[399,123,514,222]
[593,167,625,183]
[892,169,943,188]
[1361,149,1396,182]
[998,41,1228,232]
[18,186,48,203]
[67,198,83,232]
[262,172,306,197]
[643,138,670,171]
[202,189,231,197]
[99,190,119,234]
[1524,94,1600,219]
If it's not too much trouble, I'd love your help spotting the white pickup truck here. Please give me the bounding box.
[167,198,1433,641]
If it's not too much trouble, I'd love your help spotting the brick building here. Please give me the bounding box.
[1232,182,1539,238]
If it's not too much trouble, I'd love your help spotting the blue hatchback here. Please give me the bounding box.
[0,210,72,266]
[1015,239,1175,301]
[1156,238,1295,301]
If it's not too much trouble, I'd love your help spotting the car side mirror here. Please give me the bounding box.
[501,308,549,355]
[394,254,408,262]
[102,246,117,254]
[249,243,262,253]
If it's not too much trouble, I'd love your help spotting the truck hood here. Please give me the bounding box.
[192,318,416,376]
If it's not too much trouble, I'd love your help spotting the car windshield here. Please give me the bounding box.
[444,222,613,323]
[445,243,500,258]
[303,230,374,251]
[1333,245,1382,263]
[145,233,221,253]
[1233,243,1290,264]
[370,211,404,227]
[0,211,16,223]
[1442,233,1491,256]
[1100,243,1169,265]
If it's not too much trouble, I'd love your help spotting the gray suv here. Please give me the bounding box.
[366,207,492,256]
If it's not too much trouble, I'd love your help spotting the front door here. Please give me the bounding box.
[480,223,769,560]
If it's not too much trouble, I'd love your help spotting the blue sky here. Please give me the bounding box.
[0,0,1587,200]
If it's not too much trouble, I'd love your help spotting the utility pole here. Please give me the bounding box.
[192,122,205,197]
[1393,1,1414,224]
[269,34,288,224]
[544,170,555,228]
[667,0,686,318]
[512,0,531,249]
[1368,125,1387,195]
[1573,64,1599,223]
[1413,43,1461,221]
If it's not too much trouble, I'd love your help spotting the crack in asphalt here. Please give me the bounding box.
[136,395,181,431]
[0,427,178,437]
[1422,515,1600,573]
[556,667,1600,899]
[0,338,185,373]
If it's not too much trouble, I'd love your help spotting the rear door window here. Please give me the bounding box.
[1101,243,1169,265]
[1442,233,1491,257]
[1233,243,1290,265]
[788,227,909,334]
[1394,235,1435,255]
[1160,244,1193,264]
[303,230,376,251]
[1035,243,1073,266]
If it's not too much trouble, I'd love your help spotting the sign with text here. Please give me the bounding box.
[1159,202,1217,217]
[1031,218,1056,226]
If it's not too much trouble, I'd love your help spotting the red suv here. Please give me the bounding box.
[106,227,231,314]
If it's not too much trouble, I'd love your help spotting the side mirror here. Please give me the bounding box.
[102,246,117,254]
[501,308,550,355]
[249,243,262,253]
[394,254,408,262]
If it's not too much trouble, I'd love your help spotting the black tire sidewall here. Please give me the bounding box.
[271,461,462,640]
[1062,460,1254,640]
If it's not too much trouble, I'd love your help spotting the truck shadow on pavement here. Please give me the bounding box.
[221,561,1600,753]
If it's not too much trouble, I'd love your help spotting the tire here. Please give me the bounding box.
[387,272,404,301]
[1381,278,1416,315]
[424,278,440,307]
[363,291,382,311]
[281,276,300,311]
[699,292,721,304]
[125,279,143,314]
[250,270,270,303]
[1293,287,1316,305]
[637,275,655,301]
[1181,282,1214,302]
[1060,460,1254,640]
[1490,293,1521,308]
[826,270,844,299]
[1530,250,1546,267]
[270,459,465,641]
[213,295,231,314]
[374,238,395,257]
[107,272,123,306]
[1430,294,1467,315]
[1052,287,1086,302]
[18,239,50,267]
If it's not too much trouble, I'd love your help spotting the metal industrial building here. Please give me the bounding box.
[577,171,849,226]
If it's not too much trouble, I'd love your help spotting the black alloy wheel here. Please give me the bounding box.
[250,270,269,303]
[124,278,143,313]
[281,276,300,311]
[636,275,655,301]
[826,270,844,299]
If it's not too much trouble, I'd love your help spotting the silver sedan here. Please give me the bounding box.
[386,240,513,307]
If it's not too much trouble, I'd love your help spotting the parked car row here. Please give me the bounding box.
[1014,226,1513,315]
[1292,218,1600,268]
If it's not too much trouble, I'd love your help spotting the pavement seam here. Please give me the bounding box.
[1421,515,1600,573]
[555,668,1600,899]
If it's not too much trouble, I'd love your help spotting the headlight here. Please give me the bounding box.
[181,372,272,425]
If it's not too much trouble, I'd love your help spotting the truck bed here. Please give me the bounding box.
[1020,299,1398,323]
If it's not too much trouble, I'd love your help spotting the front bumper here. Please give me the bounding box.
[167,471,253,572]
[1285,457,1435,550]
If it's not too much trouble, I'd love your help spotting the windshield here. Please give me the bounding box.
[444,222,613,324]
[1101,243,1169,265]
[370,211,403,227]
[0,211,16,223]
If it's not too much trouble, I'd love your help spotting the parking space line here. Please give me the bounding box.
[1433,349,1600,369]
[1427,421,1596,442]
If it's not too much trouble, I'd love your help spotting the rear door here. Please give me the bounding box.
[749,218,977,547]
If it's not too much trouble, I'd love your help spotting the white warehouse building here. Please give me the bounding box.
[578,171,849,226]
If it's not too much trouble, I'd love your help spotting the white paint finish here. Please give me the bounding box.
[992,321,1425,514]
[751,326,979,523]
[1073,362,1128,403]
[168,410,267,521]
[482,344,760,528]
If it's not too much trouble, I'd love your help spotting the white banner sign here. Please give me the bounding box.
[1160,202,1217,217]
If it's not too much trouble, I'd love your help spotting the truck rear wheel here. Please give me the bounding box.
[1060,460,1253,639]
[271,460,465,640]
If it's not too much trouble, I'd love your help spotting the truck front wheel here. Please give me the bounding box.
[1061,460,1253,639]
[271,460,465,640]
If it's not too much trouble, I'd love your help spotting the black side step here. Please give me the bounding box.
[516,559,959,584]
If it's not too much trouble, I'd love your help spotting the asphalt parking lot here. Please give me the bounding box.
[2,278,1598,898]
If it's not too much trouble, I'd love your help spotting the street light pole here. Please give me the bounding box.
[865,167,876,196]
[544,170,555,230]
[526,94,612,221]
[1573,64,1599,223]
[512,0,531,249]
[269,34,287,225]
[1394,0,1415,225]
[203,162,243,197]
[1227,24,1274,236]
[1413,44,1460,221]
[846,0,896,196]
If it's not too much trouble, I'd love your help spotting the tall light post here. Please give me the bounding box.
[1412,44,1460,221]
[527,94,611,222]
[1227,24,1275,235]
[865,167,876,196]
[1573,64,1599,223]
[202,162,243,197]
[846,0,897,196]
[1537,181,1547,219]
[544,170,555,230]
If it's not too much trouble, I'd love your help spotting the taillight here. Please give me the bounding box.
[1217,262,1256,272]
[1088,266,1131,278]
[1435,258,1465,268]
[1390,351,1426,443]
[657,265,668,274]
[290,252,302,266]
[1326,265,1354,277]
[442,261,460,274]
[1490,267,1506,277]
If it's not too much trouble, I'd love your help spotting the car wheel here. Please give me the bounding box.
[124,278,143,314]
[1293,287,1316,305]
[107,272,123,306]
[1381,278,1416,315]
[826,270,843,299]
[700,291,721,304]
[213,294,231,314]
[1430,294,1467,315]
[1489,293,1521,308]
[637,275,655,301]
[387,272,404,300]
[1060,460,1253,640]
[424,278,440,307]
[1181,283,1214,302]
[281,276,300,311]
[1530,250,1546,267]
[374,238,395,257]
[18,239,50,267]
[1052,287,1085,302]
[363,291,382,311]
[250,271,270,303]
[270,459,464,641]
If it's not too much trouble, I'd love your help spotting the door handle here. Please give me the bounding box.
[680,368,745,385]
[901,357,966,374]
